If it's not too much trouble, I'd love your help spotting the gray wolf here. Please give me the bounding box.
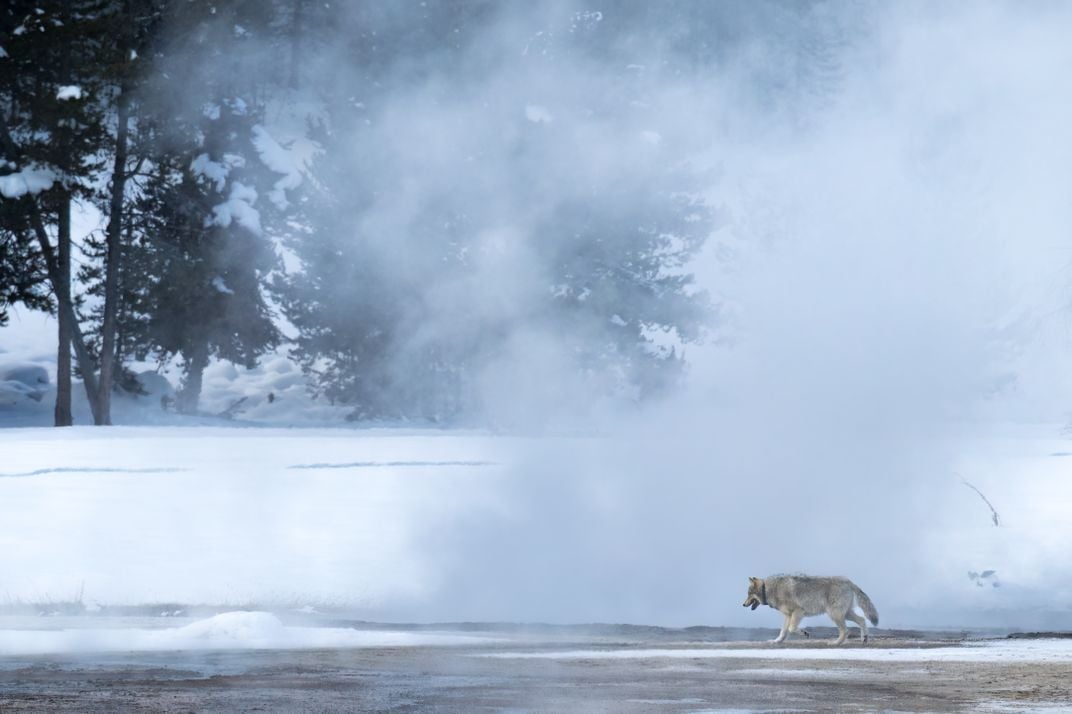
[742,575,879,645]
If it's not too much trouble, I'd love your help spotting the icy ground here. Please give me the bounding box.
[2,607,1071,663]
[2,619,1071,712]
[480,638,1072,663]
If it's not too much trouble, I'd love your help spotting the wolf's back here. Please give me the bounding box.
[851,582,879,626]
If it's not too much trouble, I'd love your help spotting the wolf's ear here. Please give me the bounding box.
[748,576,757,583]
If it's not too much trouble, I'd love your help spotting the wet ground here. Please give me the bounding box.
[2,624,1070,712]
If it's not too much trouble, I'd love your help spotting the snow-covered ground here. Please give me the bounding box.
[0,426,512,612]
[2,420,1072,632]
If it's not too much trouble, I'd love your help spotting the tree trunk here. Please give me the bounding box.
[177,342,209,415]
[54,196,73,426]
[54,23,74,427]
[25,204,103,423]
[289,0,304,89]
[0,116,101,420]
[96,87,132,425]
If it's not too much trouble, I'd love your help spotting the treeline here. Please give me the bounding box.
[1,1,299,424]
[1,1,843,426]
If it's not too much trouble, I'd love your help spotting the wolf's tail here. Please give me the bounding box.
[852,583,879,626]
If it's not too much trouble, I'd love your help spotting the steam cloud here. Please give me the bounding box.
[6,1,1072,629]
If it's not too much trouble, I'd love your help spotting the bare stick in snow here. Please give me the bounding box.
[217,396,249,420]
[958,474,1001,527]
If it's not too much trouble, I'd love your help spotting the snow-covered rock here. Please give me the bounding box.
[134,370,175,399]
[0,364,49,404]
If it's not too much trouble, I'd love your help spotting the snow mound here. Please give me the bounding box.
[178,610,287,646]
[197,355,349,422]
[134,370,175,399]
[0,364,49,405]
[0,611,500,655]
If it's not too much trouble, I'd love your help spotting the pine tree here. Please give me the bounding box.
[94,0,284,414]
[123,108,282,413]
[0,0,118,424]
[0,212,50,326]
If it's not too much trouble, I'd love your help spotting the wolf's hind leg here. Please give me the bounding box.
[788,610,809,640]
[846,609,869,642]
[828,611,848,645]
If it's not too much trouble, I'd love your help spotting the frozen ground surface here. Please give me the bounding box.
[1,620,1070,712]
[480,638,1072,662]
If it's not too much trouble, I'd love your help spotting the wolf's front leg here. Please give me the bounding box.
[829,612,848,645]
[772,615,790,643]
[788,610,810,640]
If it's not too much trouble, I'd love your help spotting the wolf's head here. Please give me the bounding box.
[742,576,765,610]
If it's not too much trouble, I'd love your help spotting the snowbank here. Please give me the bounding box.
[0,611,497,655]
[0,364,49,405]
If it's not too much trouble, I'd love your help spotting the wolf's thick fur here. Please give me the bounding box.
[742,575,879,645]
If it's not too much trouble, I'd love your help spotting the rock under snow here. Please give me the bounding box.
[134,370,175,399]
[0,364,50,404]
